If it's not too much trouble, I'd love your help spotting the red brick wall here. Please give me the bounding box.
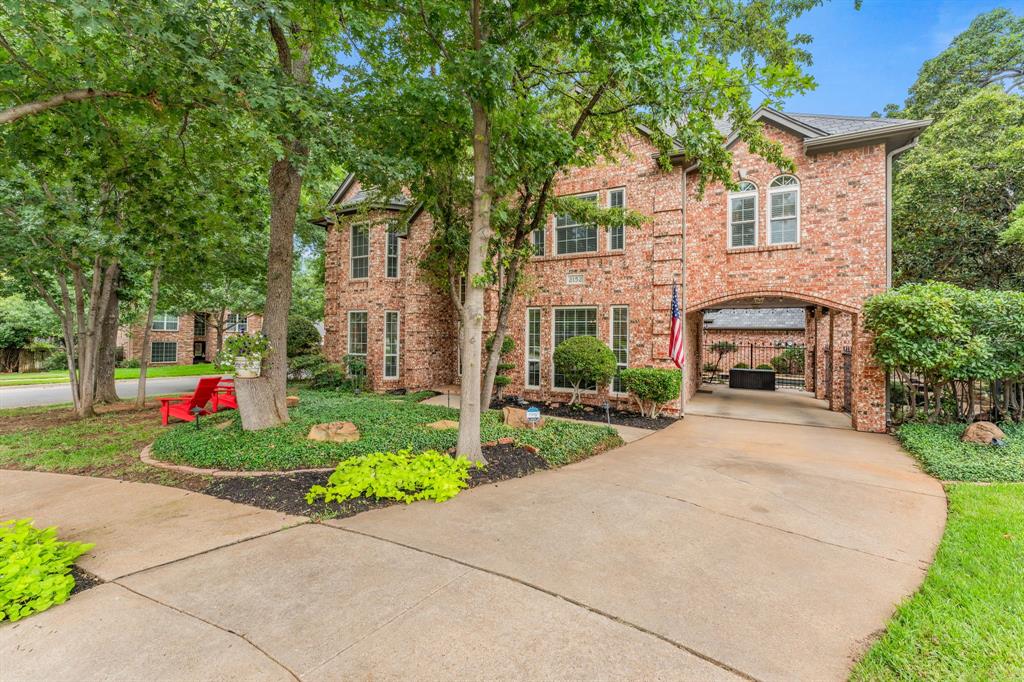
[119,312,262,366]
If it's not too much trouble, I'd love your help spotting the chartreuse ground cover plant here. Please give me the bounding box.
[852,484,1024,680]
[306,449,482,505]
[152,388,620,471]
[1,519,93,622]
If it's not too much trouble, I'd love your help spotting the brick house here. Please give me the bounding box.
[117,312,263,366]
[320,108,929,432]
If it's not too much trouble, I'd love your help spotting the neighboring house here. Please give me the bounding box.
[703,307,805,348]
[117,312,263,366]
[318,108,929,432]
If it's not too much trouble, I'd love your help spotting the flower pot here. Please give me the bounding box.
[234,356,262,378]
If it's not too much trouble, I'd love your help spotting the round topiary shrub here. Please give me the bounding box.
[733,362,750,369]
[287,317,321,357]
[552,336,617,405]
[755,363,774,370]
[619,367,681,418]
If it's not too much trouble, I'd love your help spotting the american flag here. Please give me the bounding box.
[669,283,685,368]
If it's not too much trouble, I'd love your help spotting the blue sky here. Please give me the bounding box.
[780,0,1024,116]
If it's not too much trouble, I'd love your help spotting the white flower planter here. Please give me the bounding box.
[234,356,262,378]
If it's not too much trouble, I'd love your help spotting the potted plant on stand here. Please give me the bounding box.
[218,334,271,378]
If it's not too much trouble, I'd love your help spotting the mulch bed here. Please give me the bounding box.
[70,565,103,595]
[203,442,548,519]
[490,397,678,431]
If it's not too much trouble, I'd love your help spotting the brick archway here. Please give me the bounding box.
[687,289,859,316]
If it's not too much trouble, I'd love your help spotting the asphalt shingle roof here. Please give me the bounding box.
[703,307,806,331]
[784,113,923,137]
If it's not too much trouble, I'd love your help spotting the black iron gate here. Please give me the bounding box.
[702,342,810,390]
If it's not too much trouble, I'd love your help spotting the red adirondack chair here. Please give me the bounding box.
[159,376,222,425]
[213,378,237,412]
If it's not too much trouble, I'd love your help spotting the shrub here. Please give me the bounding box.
[345,354,367,391]
[770,347,805,374]
[734,362,750,369]
[288,353,328,380]
[41,350,67,372]
[287,317,321,357]
[0,519,93,622]
[619,368,681,418]
[116,358,141,369]
[553,336,617,405]
[306,449,482,505]
[755,363,774,370]
[309,363,347,390]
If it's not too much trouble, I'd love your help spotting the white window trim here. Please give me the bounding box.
[386,229,401,279]
[347,310,368,357]
[225,313,248,334]
[350,222,370,280]
[550,305,599,394]
[525,307,541,388]
[610,306,629,395]
[767,176,800,245]
[607,188,626,251]
[150,341,178,363]
[383,310,400,379]
[554,192,600,256]
[151,313,179,332]
[728,184,759,249]
[531,226,546,257]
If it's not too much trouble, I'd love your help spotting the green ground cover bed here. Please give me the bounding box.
[897,421,1023,482]
[0,363,226,386]
[852,483,1024,680]
[151,388,621,471]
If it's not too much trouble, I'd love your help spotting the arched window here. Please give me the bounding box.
[768,175,799,244]
[728,181,758,248]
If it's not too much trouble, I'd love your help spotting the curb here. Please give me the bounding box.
[139,444,335,478]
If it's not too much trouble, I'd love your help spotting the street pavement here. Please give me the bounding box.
[0,375,222,409]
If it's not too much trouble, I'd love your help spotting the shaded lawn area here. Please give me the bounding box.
[151,388,621,471]
[0,402,209,490]
[0,363,227,387]
[852,483,1024,680]
[897,421,1023,481]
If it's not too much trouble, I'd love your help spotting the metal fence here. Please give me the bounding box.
[702,341,812,390]
[887,370,1023,424]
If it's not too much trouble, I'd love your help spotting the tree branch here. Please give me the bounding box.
[0,89,141,125]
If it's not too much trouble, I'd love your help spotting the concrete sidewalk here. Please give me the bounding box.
[0,414,945,681]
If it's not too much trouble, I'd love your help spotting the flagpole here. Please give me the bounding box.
[676,275,685,418]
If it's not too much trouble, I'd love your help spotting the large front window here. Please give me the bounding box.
[525,308,541,388]
[225,313,247,334]
[351,224,369,279]
[151,313,178,332]
[768,175,799,244]
[151,341,177,363]
[348,311,368,358]
[729,181,757,248]
[193,314,206,337]
[383,311,399,379]
[555,193,598,255]
[553,307,597,389]
[610,306,629,393]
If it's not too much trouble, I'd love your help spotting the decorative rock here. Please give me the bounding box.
[497,437,515,445]
[286,395,300,407]
[482,440,498,447]
[307,421,360,443]
[522,444,540,455]
[426,419,460,430]
[961,421,1007,445]
[503,406,545,429]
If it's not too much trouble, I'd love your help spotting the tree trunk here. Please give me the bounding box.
[456,99,493,463]
[215,309,226,355]
[136,266,161,407]
[94,264,121,403]
[235,147,302,430]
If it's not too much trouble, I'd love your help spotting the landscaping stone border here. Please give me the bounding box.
[139,444,336,478]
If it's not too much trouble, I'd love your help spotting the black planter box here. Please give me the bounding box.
[729,368,776,391]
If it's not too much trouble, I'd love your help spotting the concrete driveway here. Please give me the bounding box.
[0,416,945,681]
[0,375,219,409]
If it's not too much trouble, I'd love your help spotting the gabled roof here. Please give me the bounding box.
[314,175,423,229]
[703,307,806,331]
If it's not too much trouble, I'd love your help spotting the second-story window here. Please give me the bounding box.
[555,193,598,255]
[225,313,247,334]
[386,228,400,278]
[532,227,545,256]
[768,175,799,245]
[152,313,178,332]
[729,181,757,248]
[351,224,369,278]
[608,189,625,251]
[193,314,207,337]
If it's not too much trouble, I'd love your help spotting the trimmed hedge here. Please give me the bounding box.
[552,336,616,405]
[619,368,680,418]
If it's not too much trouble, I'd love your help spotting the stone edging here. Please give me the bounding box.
[139,444,335,478]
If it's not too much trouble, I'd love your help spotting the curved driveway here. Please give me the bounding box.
[0,415,945,681]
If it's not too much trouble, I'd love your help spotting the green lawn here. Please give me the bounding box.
[151,388,621,471]
[897,422,1023,482]
[0,363,227,386]
[852,483,1024,680]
